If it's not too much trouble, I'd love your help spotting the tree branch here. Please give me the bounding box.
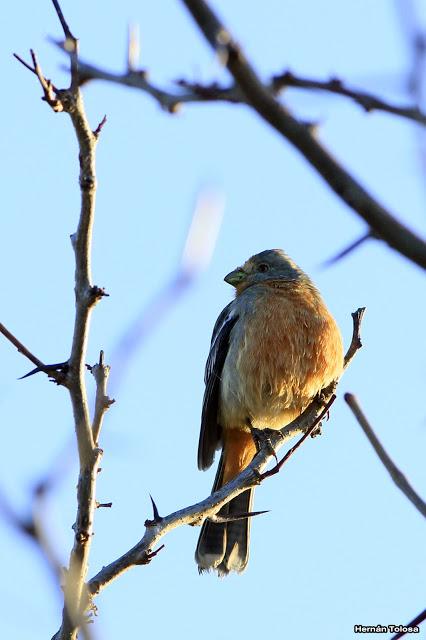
[0,322,67,383]
[69,54,426,126]
[390,608,426,640]
[271,71,426,126]
[179,0,426,270]
[85,308,364,601]
[343,307,366,369]
[87,395,330,595]
[15,1,108,637]
[345,393,426,519]
[87,351,114,446]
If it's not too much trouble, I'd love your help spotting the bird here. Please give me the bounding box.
[195,249,344,576]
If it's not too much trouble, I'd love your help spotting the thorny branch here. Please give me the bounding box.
[179,0,426,270]
[85,308,364,601]
[13,1,112,638]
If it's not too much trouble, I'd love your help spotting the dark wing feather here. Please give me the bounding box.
[197,303,238,470]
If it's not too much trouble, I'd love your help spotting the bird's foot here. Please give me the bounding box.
[249,427,279,464]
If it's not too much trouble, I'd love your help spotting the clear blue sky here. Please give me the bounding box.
[1,2,425,639]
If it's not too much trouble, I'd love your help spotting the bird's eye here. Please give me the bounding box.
[257,263,269,273]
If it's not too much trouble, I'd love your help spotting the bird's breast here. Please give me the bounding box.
[219,283,343,430]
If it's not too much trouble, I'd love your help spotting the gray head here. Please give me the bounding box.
[224,249,308,292]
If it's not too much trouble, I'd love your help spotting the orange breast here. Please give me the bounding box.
[220,281,343,431]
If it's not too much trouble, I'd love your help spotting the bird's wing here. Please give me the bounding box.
[198,302,239,470]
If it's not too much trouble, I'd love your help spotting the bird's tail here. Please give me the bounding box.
[195,431,256,576]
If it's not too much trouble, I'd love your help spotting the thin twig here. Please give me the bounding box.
[0,322,66,383]
[179,0,426,270]
[322,231,374,267]
[271,71,426,126]
[13,52,39,75]
[51,0,79,90]
[345,393,426,519]
[13,50,62,110]
[259,395,336,480]
[344,308,366,369]
[0,322,49,371]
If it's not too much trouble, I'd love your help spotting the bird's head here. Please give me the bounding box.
[224,249,307,294]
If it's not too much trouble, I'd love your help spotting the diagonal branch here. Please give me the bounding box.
[271,71,426,126]
[86,308,364,600]
[322,232,375,268]
[179,0,426,270]
[391,608,426,640]
[345,393,426,519]
[87,396,330,596]
[0,322,67,383]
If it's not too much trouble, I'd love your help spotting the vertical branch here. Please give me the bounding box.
[13,2,108,638]
[89,351,114,445]
[57,75,103,640]
[66,87,99,468]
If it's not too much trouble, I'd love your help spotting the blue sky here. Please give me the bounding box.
[1,1,425,639]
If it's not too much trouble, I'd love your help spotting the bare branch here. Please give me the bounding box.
[13,52,39,75]
[16,2,109,637]
[343,307,366,369]
[14,50,62,111]
[88,351,114,445]
[0,322,50,372]
[75,59,193,113]
[50,0,79,90]
[93,114,107,138]
[271,71,426,126]
[87,309,364,598]
[69,54,426,126]
[259,394,336,480]
[0,322,67,384]
[179,0,426,270]
[87,384,335,595]
[345,393,426,519]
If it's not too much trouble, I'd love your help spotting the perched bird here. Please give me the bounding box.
[196,249,343,575]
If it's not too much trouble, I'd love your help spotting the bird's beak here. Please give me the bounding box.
[224,268,246,287]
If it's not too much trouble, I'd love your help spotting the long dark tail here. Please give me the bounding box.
[195,453,254,576]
